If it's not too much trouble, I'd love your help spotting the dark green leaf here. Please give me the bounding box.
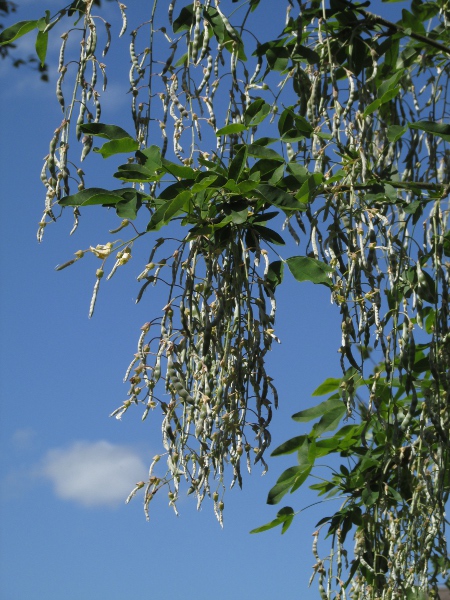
[59,188,125,207]
[287,256,334,287]
[266,46,290,71]
[400,8,426,34]
[271,435,307,457]
[292,45,320,65]
[286,162,309,183]
[147,190,191,231]
[80,123,135,140]
[244,99,271,127]
[265,260,284,292]
[247,145,284,161]
[172,5,193,33]
[114,164,162,182]
[267,466,311,504]
[115,194,142,219]
[251,224,285,245]
[228,146,248,182]
[137,145,163,171]
[443,231,450,257]
[291,397,344,423]
[295,173,323,204]
[362,487,379,507]
[256,184,302,211]
[408,120,450,142]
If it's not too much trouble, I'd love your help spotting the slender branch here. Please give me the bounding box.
[340,0,450,56]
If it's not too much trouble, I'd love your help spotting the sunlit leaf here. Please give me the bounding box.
[286,256,334,287]
[0,20,38,45]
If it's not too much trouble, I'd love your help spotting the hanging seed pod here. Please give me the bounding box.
[58,32,69,72]
[56,67,66,111]
[197,19,210,65]
[102,22,111,56]
[191,2,202,65]
[80,134,93,161]
[118,3,127,37]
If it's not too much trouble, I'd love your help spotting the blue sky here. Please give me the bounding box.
[0,1,406,599]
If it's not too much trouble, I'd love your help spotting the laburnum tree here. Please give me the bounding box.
[1,0,449,597]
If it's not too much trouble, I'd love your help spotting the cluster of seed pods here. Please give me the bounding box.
[113,232,278,522]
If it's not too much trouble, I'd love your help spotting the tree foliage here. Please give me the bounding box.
[2,0,450,597]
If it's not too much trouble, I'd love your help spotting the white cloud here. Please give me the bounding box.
[40,440,146,508]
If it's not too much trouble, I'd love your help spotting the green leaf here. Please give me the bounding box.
[312,404,347,436]
[312,378,342,396]
[267,466,311,504]
[286,162,309,183]
[244,99,271,127]
[256,184,302,211]
[289,466,312,494]
[94,138,140,158]
[286,256,334,287]
[400,8,426,34]
[265,260,284,292]
[228,146,248,183]
[147,190,191,231]
[281,513,295,534]
[191,174,218,193]
[292,45,320,65]
[250,506,294,534]
[35,30,48,66]
[362,487,379,507]
[80,123,135,141]
[161,158,196,180]
[136,145,163,171]
[0,20,38,45]
[363,86,401,117]
[172,5,194,32]
[238,179,259,193]
[79,123,139,158]
[408,120,450,142]
[266,46,290,71]
[443,231,450,257]
[295,173,323,204]
[291,397,344,423]
[387,124,407,143]
[114,164,162,183]
[216,123,248,136]
[251,224,285,245]
[115,194,142,219]
[59,188,126,207]
[246,145,284,161]
[378,70,403,99]
[271,435,307,457]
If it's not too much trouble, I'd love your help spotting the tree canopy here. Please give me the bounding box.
[2,0,449,597]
